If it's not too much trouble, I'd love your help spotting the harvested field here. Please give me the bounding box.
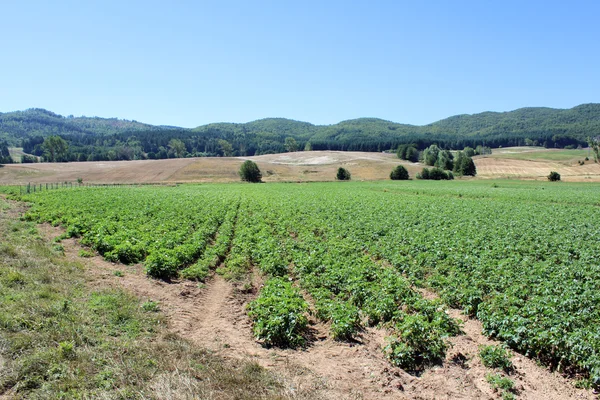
[1,149,599,185]
[475,157,600,181]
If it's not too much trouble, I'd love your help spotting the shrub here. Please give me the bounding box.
[479,345,513,371]
[390,165,409,180]
[548,171,561,181]
[239,160,262,183]
[397,144,419,162]
[336,167,351,181]
[247,277,308,348]
[417,167,453,180]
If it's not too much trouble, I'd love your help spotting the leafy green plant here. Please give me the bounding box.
[78,249,94,257]
[479,345,513,371]
[247,277,308,348]
[19,181,600,384]
[141,300,160,312]
[384,313,453,370]
[486,373,515,395]
[58,341,75,360]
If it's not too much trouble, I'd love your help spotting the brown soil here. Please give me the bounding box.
[35,223,598,400]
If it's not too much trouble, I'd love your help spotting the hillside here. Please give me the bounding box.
[0,108,175,145]
[424,104,600,140]
[1,104,599,161]
[1,149,599,185]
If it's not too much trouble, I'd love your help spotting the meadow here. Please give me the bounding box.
[15,179,600,388]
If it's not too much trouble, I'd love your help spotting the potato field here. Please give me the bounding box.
[19,180,600,386]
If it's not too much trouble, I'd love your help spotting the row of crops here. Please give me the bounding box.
[17,180,600,385]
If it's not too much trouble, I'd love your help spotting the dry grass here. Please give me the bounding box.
[1,149,599,185]
[0,151,421,185]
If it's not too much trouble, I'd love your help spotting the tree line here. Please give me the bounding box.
[18,131,590,164]
[5,104,599,163]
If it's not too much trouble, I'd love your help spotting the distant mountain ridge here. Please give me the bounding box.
[1,104,599,161]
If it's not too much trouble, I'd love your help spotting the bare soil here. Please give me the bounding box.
[36,223,597,400]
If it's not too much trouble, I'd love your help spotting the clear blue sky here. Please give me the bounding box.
[1,1,598,127]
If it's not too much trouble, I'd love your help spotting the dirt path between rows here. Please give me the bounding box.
[38,223,597,400]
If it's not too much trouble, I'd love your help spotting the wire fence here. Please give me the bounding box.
[18,181,178,195]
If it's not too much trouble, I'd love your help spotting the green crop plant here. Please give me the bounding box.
[247,277,308,348]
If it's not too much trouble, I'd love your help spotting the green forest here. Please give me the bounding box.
[1,104,599,162]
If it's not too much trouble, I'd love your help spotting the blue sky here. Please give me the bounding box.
[1,1,598,127]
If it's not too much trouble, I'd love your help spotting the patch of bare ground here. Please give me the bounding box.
[37,223,598,400]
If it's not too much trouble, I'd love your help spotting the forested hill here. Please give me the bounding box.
[1,104,599,162]
[0,108,176,143]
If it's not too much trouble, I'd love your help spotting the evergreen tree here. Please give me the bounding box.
[336,167,351,181]
[390,165,409,180]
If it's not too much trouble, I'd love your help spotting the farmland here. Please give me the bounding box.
[15,179,600,394]
[2,148,600,186]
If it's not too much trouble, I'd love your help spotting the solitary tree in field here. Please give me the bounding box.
[239,160,262,182]
[547,171,561,181]
[390,165,409,180]
[336,167,351,181]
